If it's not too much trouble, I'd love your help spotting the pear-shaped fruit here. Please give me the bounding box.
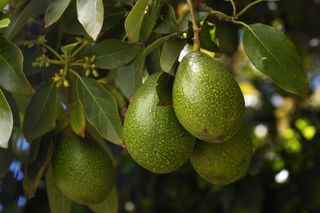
[190,127,253,185]
[123,72,196,174]
[173,51,245,143]
[52,133,115,204]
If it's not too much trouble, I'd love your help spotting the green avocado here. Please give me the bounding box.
[123,72,196,174]
[173,51,245,143]
[190,126,253,185]
[52,133,115,205]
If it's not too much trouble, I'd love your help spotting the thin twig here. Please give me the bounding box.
[236,0,280,18]
[230,0,236,16]
[187,0,200,51]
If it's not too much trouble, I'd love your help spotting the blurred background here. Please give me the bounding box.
[1,0,320,212]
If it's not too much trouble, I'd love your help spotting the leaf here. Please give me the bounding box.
[4,0,50,40]
[102,7,126,31]
[0,18,10,28]
[154,2,179,34]
[242,23,309,96]
[88,187,119,213]
[143,33,177,56]
[23,83,57,141]
[114,51,145,98]
[124,0,149,41]
[23,136,54,198]
[199,21,219,52]
[76,77,123,145]
[0,89,13,149]
[141,0,161,41]
[160,38,186,75]
[77,0,104,40]
[70,101,85,137]
[0,36,33,94]
[44,0,72,28]
[45,166,72,213]
[88,39,141,69]
[0,148,14,178]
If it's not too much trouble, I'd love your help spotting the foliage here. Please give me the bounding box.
[0,0,319,212]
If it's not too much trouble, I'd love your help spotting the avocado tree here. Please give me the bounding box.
[0,0,314,212]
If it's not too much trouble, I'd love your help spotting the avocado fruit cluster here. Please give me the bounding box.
[52,133,115,205]
[123,51,253,185]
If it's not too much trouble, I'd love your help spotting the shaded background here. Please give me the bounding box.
[1,0,320,212]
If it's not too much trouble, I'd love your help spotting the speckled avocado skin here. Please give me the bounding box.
[173,51,245,143]
[52,134,115,205]
[123,72,196,174]
[190,127,253,185]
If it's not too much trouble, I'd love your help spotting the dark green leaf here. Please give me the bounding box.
[0,89,13,149]
[102,7,126,31]
[160,38,186,75]
[124,0,149,41]
[0,148,14,178]
[114,51,145,98]
[143,33,177,56]
[242,23,309,96]
[23,83,57,141]
[0,36,33,94]
[89,39,141,69]
[45,166,72,213]
[154,3,179,34]
[88,187,118,213]
[77,0,104,40]
[4,0,50,40]
[199,21,219,52]
[141,0,161,41]
[23,136,54,198]
[70,100,85,137]
[76,77,123,145]
[44,0,72,27]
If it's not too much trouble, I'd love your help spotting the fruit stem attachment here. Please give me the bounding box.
[187,0,200,51]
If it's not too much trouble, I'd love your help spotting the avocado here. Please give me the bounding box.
[190,126,253,185]
[172,51,245,143]
[123,72,196,174]
[52,133,115,205]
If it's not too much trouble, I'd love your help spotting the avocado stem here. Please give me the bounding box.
[187,0,200,51]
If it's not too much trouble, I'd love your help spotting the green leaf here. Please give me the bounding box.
[23,136,54,198]
[242,23,309,96]
[143,33,177,56]
[114,51,145,98]
[141,0,161,41]
[199,21,219,52]
[70,100,85,137]
[102,7,126,31]
[23,83,57,141]
[88,187,118,213]
[160,38,186,75]
[4,0,50,40]
[0,89,13,149]
[124,0,149,41]
[0,148,14,178]
[77,0,104,40]
[45,166,72,213]
[76,77,123,145]
[45,0,72,28]
[88,39,141,69]
[0,36,33,94]
[0,18,10,28]
[154,3,179,34]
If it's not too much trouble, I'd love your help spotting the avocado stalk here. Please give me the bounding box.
[187,0,200,51]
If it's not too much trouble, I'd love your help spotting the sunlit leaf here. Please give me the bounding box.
[0,89,13,149]
[45,0,72,27]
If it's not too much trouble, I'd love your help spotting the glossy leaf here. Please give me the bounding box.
[0,89,13,149]
[45,167,72,213]
[88,187,119,213]
[143,33,177,56]
[70,100,85,137]
[4,0,50,40]
[23,137,54,198]
[124,0,149,41]
[141,0,161,40]
[0,36,33,94]
[88,39,141,69]
[45,0,72,27]
[77,0,104,40]
[76,77,123,145]
[160,38,186,75]
[242,24,309,96]
[114,51,145,98]
[23,83,57,141]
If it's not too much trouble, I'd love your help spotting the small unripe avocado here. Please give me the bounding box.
[190,127,253,185]
[173,51,245,143]
[123,72,196,174]
[52,133,115,205]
